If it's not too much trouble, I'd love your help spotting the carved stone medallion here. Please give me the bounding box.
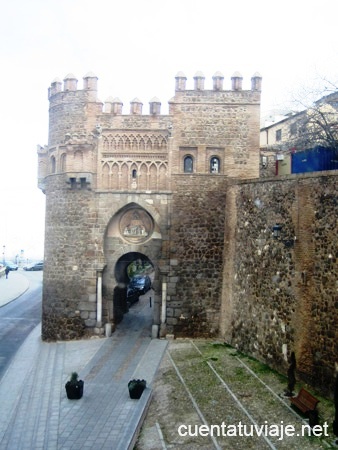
[119,208,153,243]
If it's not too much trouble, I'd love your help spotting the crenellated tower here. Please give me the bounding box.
[169,70,262,178]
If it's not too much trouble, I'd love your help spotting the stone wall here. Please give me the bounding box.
[41,172,170,340]
[42,174,97,340]
[220,171,338,395]
[40,73,337,395]
[166,174,228,337]
[169,89,260,179]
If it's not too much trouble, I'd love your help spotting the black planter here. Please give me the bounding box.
[65,380,84,399]
[128,379,146,399]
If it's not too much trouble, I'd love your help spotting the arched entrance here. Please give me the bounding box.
[114,252,154,286]
[102,202,164,334]
[112,252,155,322]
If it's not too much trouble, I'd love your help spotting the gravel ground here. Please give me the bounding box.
[135,339,337,450]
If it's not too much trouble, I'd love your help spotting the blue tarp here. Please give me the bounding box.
[291,146,338,173]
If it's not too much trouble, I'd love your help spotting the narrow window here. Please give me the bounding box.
[184,155,193,173]
[290,123,297,136]
[51,156,56,174]
[210,157,220,173]
[132,169,137,179]
[276,129,282,141]
[60,153,66,172]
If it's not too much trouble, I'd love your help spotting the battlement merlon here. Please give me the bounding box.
[47,70,262,146]
[175,70,262,92]
[48,70,262,109]
[48,72,99,100]
[170,71,262,109]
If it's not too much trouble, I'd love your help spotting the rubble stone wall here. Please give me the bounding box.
[166,174,228,337]
[221,171,338,395]
[41,173,170,340]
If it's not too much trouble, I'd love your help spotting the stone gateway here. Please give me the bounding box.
[38,71,337,396]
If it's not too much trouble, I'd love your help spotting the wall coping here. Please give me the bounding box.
[228,169,338,186]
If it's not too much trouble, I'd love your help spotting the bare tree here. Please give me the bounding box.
[287,79,338,152]
[292,99,338,151]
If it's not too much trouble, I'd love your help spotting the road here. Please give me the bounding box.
[0,271,42,381]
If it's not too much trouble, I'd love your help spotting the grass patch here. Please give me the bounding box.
[211,341,232,349]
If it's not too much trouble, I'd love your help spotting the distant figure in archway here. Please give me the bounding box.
[113,284,128,324]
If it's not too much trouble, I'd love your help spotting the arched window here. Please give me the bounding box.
[210,157,220,173]
[184,155,193,173]
[51,156,56,174]
[132,169,137,179]
[60,153,67,172]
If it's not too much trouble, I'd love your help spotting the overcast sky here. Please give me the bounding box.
[1,0,337,261]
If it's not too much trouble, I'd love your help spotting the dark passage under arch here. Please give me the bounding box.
[114,252,154,286]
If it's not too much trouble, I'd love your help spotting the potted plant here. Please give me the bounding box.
[128,379,146,399]
[65,372,84,399]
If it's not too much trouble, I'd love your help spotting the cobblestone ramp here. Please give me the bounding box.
[0,298,167,450]
[57,300,167,450]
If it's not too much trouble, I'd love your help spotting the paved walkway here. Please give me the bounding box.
[0,270,30,307]
[0,277,167,449]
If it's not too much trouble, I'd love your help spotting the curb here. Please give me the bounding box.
[0,272,30,308]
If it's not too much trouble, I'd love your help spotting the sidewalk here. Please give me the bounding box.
[0,285,167,449]
[0,270,30,307]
